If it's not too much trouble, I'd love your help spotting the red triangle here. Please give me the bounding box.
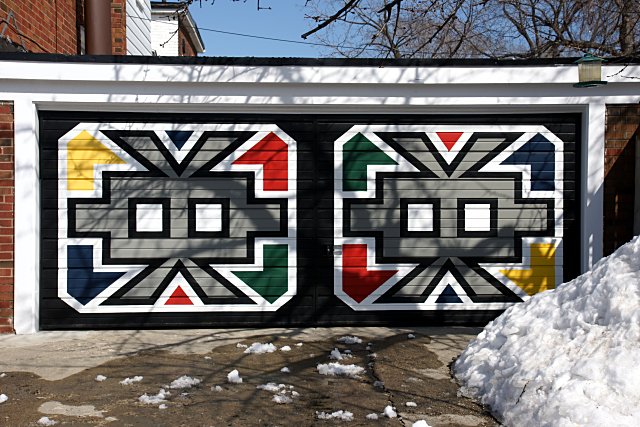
[436,132,464,151]
[342,244,397,303]
[165,286,193,305]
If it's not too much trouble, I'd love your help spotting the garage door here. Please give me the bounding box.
[39,112,580,329]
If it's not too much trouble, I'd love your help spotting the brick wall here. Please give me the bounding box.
[111,0,126,55]
[604,105,640,256]
[0,0,80,54]
[0,101,13,334]
[178,25,196,57]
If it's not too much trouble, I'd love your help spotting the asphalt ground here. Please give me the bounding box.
[0,327,498,426]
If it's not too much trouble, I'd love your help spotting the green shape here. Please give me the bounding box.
[343,133,397,191]
[232,245,288,304]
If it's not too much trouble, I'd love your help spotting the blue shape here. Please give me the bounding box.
[165,130,193,150]
[435,285,463,303]
[67,245,125,305]
[502,133,555,191]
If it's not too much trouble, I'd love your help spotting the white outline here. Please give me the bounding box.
[57,123,297,314]
[334,124,565,311]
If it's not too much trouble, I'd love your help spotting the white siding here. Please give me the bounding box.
[126,0,152,56]
[151,13,179,56]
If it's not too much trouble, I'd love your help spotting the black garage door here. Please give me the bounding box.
[39,112,580,329]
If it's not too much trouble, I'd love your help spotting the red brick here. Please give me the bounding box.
[0,326,14,334]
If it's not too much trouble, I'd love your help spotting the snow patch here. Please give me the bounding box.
[138,389,170,405]
[412,421,432,427]
[0,373,6,378]
[236,343,248,349]
[316,410,354,421]
[406,401,418,407]
[256,383,285,393]
[95,375,107,382]
[383,405,397,418]
[204,356,212,360]
[280,367,290,373]
[158,404,167,410]
[212,385,224,392]
[337,336,362,344]
[366,413,379,420]
[227,369,243,384]
[0,394,7,404]
[407,333,416,339]
[119,376,143,385]
[330,348,352,360]
[168,375,201,389]
[454,235,640,427]
[273,394,293,404]
[317,362,365,378]
[244,342,277,354]
[295,342,303,347]
[37,417,58,426]
[280,345,292,352]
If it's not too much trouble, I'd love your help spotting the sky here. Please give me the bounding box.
[187,0,324,57]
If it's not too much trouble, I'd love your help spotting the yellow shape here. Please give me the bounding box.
[67,131,125,191]
[500,243,556,296]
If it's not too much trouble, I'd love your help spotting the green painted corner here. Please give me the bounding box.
[343,133,396,191]
[232,244,289,304]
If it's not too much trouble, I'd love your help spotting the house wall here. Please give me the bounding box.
[0,101,13,334]
[178,26,196,56]
[111,0,126,55]
[126,0,151,55]
[604,105,640,255]
[151,13,178,56]
[0,0,80,54]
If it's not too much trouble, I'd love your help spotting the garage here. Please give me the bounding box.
[39,112,580,329]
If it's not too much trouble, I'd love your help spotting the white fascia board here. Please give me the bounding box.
[0,61,639,85]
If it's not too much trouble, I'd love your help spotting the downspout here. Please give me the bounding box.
[84,0,112,55]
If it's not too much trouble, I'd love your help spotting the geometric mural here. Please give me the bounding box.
[57,123,297,313]
[334,125,564,310]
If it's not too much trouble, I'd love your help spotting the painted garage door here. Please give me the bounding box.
[39,113,580,329]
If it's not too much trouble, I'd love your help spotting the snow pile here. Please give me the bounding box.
[0,373,6,378]
[280,345,292,352]
[138,389,170,405]
[280,367,290,373]
[366,413,379,420]
[337,336,362,344]
[316,410,354,421]
[212,385,224,392]
[295,342,303,347]
[317,362,365,378]
[383,405,397,418]
[454,235,640,427]
[158,404,167,410]
[95,375,107,382]
[273,394,293,404]
[37,417,58,426]
[412,421,431,427]
[330,348,352,360]
[0,394,8,404]
[120,376,143,385]
[243,342,277,354]
[168,375,201,389]
[405,401,417,407]
[407,333,416,339]
[227,369,242,384]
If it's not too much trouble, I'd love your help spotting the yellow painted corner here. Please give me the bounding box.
[500,243,557,296]
[67,131,125,191]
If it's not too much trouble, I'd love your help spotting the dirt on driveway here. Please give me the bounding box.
[0,330,497,426]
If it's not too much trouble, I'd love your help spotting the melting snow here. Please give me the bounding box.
[256,383,285,393]
[280,345,292,352]
[169,375,201,389]
[407,333,416,339]
[383,405,397,418]
[95,375,107,382]
[0,373,6,378]
[244,342,277,354]
[273,394,293,404]
[454,235,640,426]
[280,367,290,373]
[330,348,352,360]
[316,410,354,421]
[236,343,248,349]
[37,417,57,426]
[337,336,362,344]
[412,421,431,427]
[366,413,379,420]
[406,401,417,407]
[317,362,364,378]
[295,342,303,347]
[227,369,243,384]
[0,394,7,404]
[212,385,224,392]
[373,381,384,388]
[158,404,167,410]
[120,376,143,385]
[138,389,170,405]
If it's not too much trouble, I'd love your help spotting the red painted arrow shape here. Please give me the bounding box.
[234,132,288,191]
[436,132,463,151]
[342,244,397,303]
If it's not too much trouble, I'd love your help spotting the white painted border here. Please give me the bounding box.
[3,60,637,331]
